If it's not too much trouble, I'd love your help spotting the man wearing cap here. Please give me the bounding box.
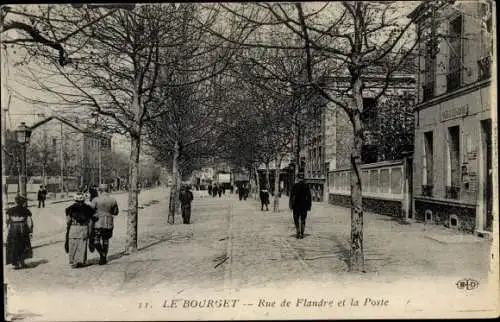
[90,186,119,265]
[179,185,194,224]
[289,173,312,239]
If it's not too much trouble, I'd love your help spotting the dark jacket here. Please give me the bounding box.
[260,190,270,204]
[179,190,194,206]
[37,189,47,201]
[289,181,312,211]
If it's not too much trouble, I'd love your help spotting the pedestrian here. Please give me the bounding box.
[243,186,249,200]
[88,186,98,202]
[218,185,222,198]
[65,193,96,268]
[212,185,218,198]
[37,185,47,208]
[230,185,234,194]
[260,188,270,211]
[5,195,34,269]
[289,173,312,239]
[179,185,194,224]
[208,184,212,196]
[90,186,119,265]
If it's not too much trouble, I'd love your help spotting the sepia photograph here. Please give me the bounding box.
[1,1,498,320]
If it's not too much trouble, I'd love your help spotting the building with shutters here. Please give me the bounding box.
[409,1,495,235]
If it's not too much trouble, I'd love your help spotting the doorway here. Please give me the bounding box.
[481,119,492,231]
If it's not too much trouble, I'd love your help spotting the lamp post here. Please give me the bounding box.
[14,122,32,198]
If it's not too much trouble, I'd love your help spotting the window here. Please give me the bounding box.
[446,126,460,199]
[423,131,434,186]
[423,39,437,101]
[447,15,463,92]
[361,98,377,128]
[52,137,57,156]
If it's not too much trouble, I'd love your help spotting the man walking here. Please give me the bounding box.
[37,185,47,208]
[179,185,194,224]
[90,186,119,265]
[289,173,312,239]
[260,188,270,211]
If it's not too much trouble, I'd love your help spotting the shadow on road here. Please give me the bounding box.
[23,259,49,269]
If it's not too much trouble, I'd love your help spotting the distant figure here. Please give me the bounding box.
[289,173,312,239]
[179,186,194,224]
[6,195,33,269]
[208,184,212,196]
[65,193,96,268]
[88,186,98,202]
[90,186,119,265]
[260,188,270,211]
[37,185,47,208]
[212,185,218,197]
[222,186,226,195]
[218,185,222,198]
[238,185,243,201]
[230,185,234,194]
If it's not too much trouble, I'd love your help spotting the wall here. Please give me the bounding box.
[328,160,407,218]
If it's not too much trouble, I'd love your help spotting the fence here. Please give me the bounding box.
[328,160,410,218]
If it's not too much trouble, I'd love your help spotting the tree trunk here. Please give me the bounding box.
[168,141,180,224]
[125,131,141,254]
[349,77,365,272]
[273,156,282,212]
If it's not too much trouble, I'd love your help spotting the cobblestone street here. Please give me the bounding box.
[4,188,496,320]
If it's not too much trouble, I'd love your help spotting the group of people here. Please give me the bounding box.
[65,185,119,267]
[5,185,120,270]
[207,184,228,198]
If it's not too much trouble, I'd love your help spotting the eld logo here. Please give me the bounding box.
[456,278,479,290]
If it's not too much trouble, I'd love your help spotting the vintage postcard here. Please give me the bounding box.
[2,1,498,320]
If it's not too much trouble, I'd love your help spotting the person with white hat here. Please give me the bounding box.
[65,192,96,268]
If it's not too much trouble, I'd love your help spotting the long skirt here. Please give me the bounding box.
[68,238,88,265]
[6,222,33,265]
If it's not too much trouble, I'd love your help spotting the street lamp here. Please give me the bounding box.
[14,122,32,198]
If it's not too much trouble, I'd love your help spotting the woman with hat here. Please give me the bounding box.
[5,195,34,269]
[65,192,96,268]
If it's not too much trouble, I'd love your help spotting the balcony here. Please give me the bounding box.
[422,82,435,102]
[446,70,461,93]
[478,56,491,81]
[445,185,460,199]
[422,184,433,197]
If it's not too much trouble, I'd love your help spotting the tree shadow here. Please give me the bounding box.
[329,234,351,269]
[21,259,49,269]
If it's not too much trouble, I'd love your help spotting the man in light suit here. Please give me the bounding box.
[90,186,119,265]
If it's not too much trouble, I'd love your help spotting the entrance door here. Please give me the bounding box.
[481,119,493,231]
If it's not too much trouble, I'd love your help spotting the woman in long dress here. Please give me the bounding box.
[65,193,96,268]
[6,195,34,269]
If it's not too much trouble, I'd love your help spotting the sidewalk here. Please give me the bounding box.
[4,193,496,320]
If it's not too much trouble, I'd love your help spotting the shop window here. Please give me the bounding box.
[446,126,460,199]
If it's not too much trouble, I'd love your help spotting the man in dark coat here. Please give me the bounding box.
[179,186,194,224]
[208,184,212,196]
[289,173,312,239]
[37,185,47,208]
[260,188,270,211]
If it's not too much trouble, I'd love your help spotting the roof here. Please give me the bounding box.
[29,115,111,138]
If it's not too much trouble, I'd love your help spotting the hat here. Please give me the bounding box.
[74,193,85,202]
[15,194,27,204]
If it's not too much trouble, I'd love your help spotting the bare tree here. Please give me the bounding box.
[214,2,424,271]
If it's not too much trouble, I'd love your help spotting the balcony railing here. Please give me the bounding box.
[422,184,433,197]
[445,185,460,199]
[422,82,435,102]
[446,70,461,92]
[478,56,491,81]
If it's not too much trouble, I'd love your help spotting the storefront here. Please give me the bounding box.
[413,82,493,234]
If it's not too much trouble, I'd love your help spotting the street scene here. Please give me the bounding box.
[1,1,498,321]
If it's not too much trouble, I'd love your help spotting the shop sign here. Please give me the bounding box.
[441,104,469,121]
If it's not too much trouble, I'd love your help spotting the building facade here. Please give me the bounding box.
[28,116,112,190]
[301,74,416,203]
[409,1,495,234]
